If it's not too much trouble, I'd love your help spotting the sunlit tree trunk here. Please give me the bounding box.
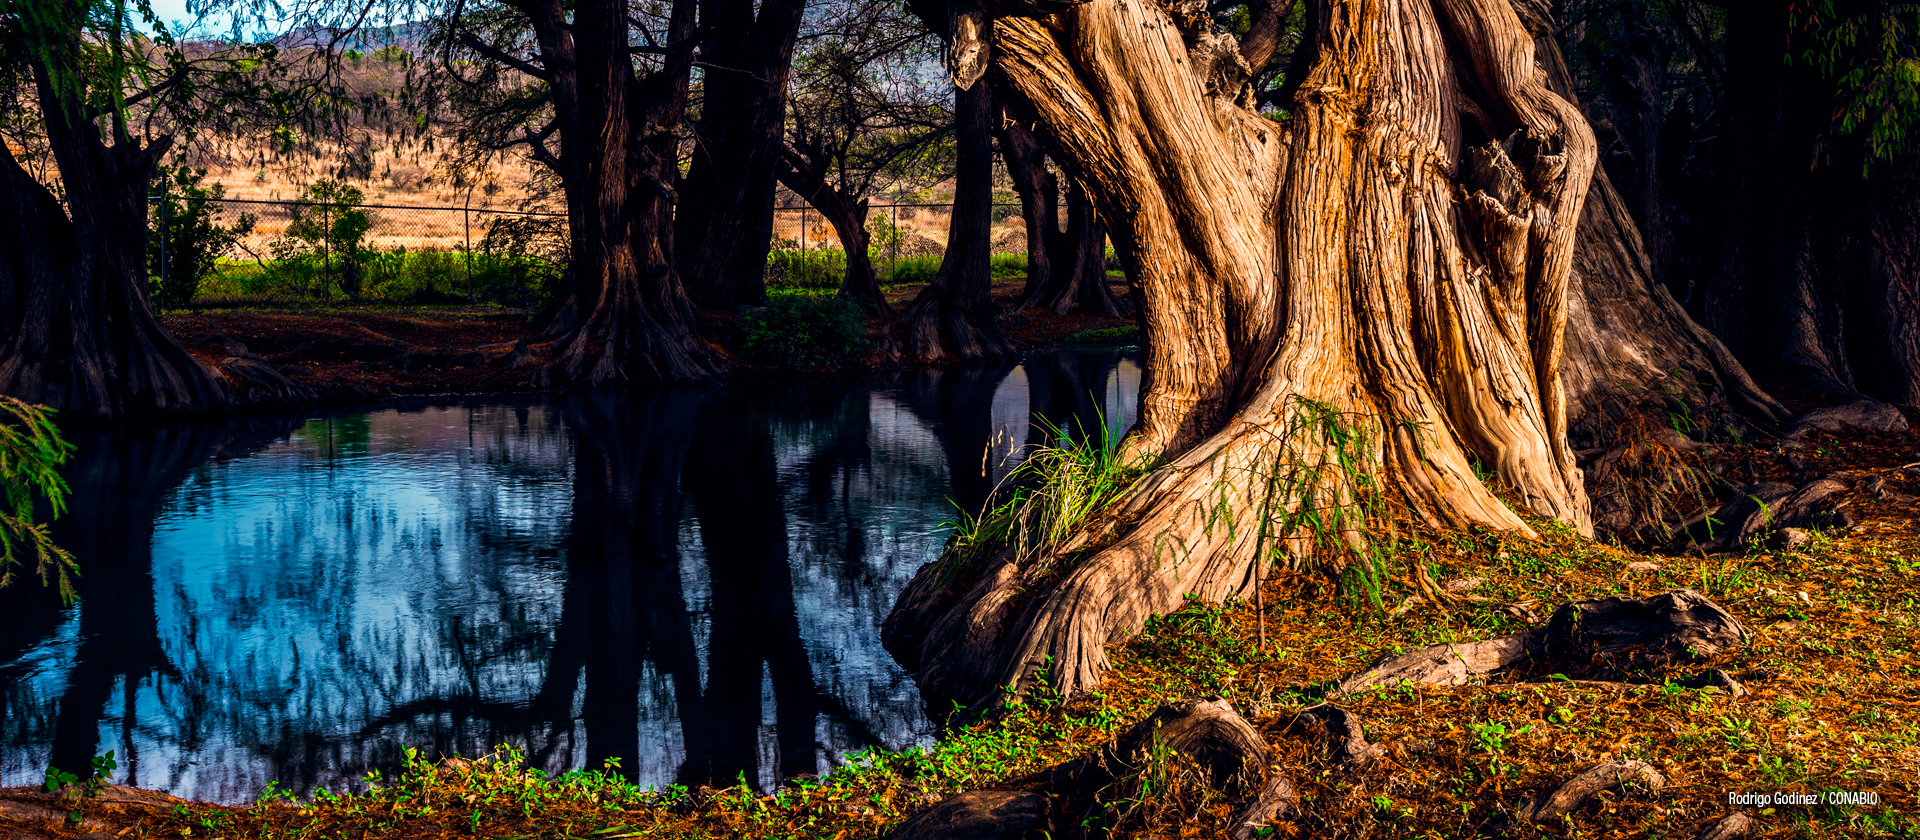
[890,0,1610,707]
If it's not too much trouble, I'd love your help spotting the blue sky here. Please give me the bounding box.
[140,0,262,40]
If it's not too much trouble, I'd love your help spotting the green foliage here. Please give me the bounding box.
[148,165,256,309]
[194,209,562,308]
[1223,397,1393,611]
[735,297,869,369]
[945,413,1149,581]
[1796,0,1920,169]
[1066,325,1142,346]
[469,215,568,308]
[868,212,904,253]
[1470,721,1528,777]
[766,248,848,290]
[363,247,462,302]
[272,180,376,299]
[990,252,1027,278]
[42,750,113,823]
[886,255,943,284]
[0,397,76,602]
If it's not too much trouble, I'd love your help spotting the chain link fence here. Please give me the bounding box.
[147,195,1048,309]
[766,202,1034,291]
[149,195,569,309]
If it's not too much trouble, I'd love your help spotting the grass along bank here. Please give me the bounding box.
[5,424,1918,839]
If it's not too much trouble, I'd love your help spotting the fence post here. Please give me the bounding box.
[464,204,473,299]
[158,195,169,302]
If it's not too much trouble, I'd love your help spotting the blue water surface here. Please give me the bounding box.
[0,349,1140,803]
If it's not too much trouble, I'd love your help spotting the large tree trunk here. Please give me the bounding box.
[1686,0,1920,403]
[675,0,807,309]
[1574,0,1678,287]
[0,32,228,422]
[1026,180,1128,317]
[526,0,723,387]
[999,119,1059,304]
[900,82,1016,363]
[1843,149,1920,404]
[777,148,890,317]
[1524,2,1789,537]
[888,0,1619,709]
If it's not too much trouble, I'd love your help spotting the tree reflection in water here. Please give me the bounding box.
[0,349,1139,802]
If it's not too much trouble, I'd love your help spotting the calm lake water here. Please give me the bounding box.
[0,349,1139,804]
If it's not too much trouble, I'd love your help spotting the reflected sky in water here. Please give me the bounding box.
[0,349,1140,804]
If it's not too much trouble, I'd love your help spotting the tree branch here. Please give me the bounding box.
[457,32,552,81]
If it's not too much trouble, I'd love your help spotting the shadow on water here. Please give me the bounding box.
[0,348,1140,802]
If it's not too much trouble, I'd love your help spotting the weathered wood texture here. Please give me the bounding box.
[893,0,1604,708]
[1515,760,1666,823]
[1034,696,1296,840]
[1333,589,1750,691]
[886,0,1785,709]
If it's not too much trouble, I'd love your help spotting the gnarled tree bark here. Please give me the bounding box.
[889,0,1610,709]
[512,0,723,387]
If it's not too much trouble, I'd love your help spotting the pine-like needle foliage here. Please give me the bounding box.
[0,397,76,601]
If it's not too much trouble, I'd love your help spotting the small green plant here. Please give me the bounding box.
[0,397,76,601]
[944,412,1149,582]
[43,750,117,823]
[885,255,943,284]
[989,252,1027,278]
[766,248,849,289]
[734,297,869,369]
[1470,720,1528,777]
[867,213,903,255]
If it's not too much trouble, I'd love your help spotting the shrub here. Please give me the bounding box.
[472,215,567,308]
[990,253,1027,278]
[735,297,868,369]
[767,248,848,289]
[1066,325,1142,346]
[884,255,942,284]
[271,180,377,299]
[147,166,255,309]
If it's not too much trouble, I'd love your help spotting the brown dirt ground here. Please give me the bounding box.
[160,278,1136,401]
[6,410,1915,840]
[13,319,1912,840]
